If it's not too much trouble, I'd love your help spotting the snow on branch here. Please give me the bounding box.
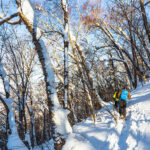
[0,62,10,98]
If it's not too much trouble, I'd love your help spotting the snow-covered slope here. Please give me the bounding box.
[63,81,150,150]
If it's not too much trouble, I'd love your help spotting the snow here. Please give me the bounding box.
[33,139,54,150]
[63,80,150,150]
[69,30,76,41]
[20,0,42,39]
[62,133,96,150]
[62,0,68,12]
[5,97,27,150]
[25,130,32,149]
[20,0,34,24]
[6,99,28,150]
[39,25,72,136]
[0,62,10,94]
[53,108,72,134]
[0,13,4,18]
[64,23,69,41]
[39,39,60,107]
[7,133,27,150]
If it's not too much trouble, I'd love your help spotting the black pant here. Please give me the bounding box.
[115,101,119,109]
[113,98,119,110]
[119,100,127,118]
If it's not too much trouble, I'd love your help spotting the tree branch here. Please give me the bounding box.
[144,0,150,6]
[6,19,21,25]
[0,13,19,25]
[0,95,9,113]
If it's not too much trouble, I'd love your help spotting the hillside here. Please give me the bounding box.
[63,81,150,150]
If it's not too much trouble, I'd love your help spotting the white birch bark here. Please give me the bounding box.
[61,0,69,108]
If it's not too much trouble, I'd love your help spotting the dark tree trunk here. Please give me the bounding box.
[140,0,150,43]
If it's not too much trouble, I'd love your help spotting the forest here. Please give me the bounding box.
[0,0,150,149]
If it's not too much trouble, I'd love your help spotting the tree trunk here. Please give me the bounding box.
[75,43,102,109]
[140,0,150,43]
[61,0,69,108]
[71,45,96,122]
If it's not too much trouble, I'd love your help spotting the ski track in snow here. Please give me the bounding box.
[64,81,150,150]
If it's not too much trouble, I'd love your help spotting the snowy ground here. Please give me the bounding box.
[63,81,150,150]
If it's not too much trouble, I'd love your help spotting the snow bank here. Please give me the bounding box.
[54,108,72,134]
[6,98,28,150]
[7,134,27,150]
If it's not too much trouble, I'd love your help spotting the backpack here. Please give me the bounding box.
[116,91,119,99]
[113,91,119,101]
[120,90,128,101]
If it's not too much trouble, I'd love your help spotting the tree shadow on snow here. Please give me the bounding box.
[74,123,119,150]
[118,112,132,150]
[128,92,150,107]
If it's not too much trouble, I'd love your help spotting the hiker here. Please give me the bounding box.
[118,87,131,119]
[113,89,119,111]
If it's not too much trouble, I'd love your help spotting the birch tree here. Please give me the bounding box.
[61,0,69,108]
